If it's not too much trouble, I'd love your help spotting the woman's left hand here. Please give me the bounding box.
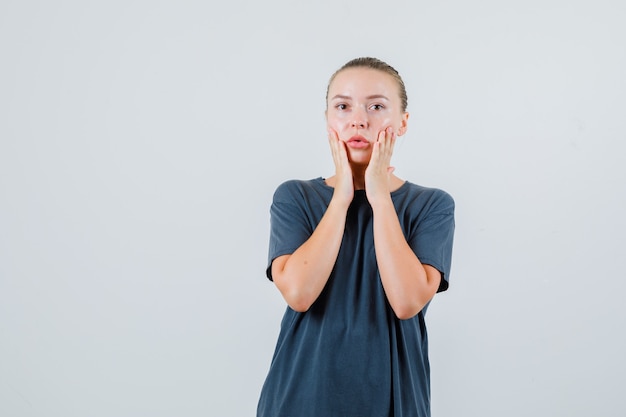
[365,127,396,206]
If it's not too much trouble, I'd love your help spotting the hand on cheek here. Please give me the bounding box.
[328,128,354,205]
[365,127,396,204]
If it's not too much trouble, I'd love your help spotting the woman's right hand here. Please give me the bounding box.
[328,128,354,207]
[272,129,354,312]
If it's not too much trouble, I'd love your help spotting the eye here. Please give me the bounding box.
[335,103,348,110]
[370,104,384,111]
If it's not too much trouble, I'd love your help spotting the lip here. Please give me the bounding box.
[346,135,370,149]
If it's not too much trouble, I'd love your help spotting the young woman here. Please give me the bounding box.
[257,57,455,417]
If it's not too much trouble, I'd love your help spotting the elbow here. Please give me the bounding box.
[390,292,435,320]
[272,259,317,312]
[392,303,423,320]
[392,270,441,320]
[276,285,316,313]
[288,299,313,313]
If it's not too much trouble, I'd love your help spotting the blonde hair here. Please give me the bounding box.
[326,57,408,112]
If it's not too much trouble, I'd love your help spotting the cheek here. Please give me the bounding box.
[372,115,394,129]
[326,115,345,129]
[377,114,404,130]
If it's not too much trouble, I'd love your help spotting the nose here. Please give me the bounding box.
[351,120,367,129]
[351,108,368,129]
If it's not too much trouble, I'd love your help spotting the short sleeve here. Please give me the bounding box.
[408,190,455,292]
[266,182,319,281]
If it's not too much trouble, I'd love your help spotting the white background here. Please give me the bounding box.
[1,1,625,416]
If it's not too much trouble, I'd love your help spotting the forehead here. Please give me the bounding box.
[328,67,400,98]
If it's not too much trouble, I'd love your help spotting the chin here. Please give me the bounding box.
[347,151,373,166]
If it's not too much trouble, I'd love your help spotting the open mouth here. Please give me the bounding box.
[346,135,369,148]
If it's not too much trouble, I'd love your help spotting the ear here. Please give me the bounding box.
[397,112,409,136]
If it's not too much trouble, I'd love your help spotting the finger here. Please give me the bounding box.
[327,128,339,152]
[328,127,339,141]
[370,140,381,163]
[384,127,396,156]
[373,127,392,161]
[377,127,391,150]
[337,139,349,160]
[328,128,351,169]
[378,127,389,153]
[376,128,386,144]
[327,128,341,156]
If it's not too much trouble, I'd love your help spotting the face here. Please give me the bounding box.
[326,67,409,164]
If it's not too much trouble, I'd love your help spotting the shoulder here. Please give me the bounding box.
[397,182,455,213]
[272,177,331,204]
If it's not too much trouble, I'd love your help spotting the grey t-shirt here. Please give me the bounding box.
[257,177,455,417]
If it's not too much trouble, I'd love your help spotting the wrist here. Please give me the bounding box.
[369,195,394,213]
[329,193,352,212]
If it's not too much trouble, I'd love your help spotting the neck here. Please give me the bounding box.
[350,163,367,190]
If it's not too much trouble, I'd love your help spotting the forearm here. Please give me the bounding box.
[273,198,348,312]
[372,199,440,319]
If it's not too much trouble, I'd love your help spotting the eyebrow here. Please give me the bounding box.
[330,94,390,101]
